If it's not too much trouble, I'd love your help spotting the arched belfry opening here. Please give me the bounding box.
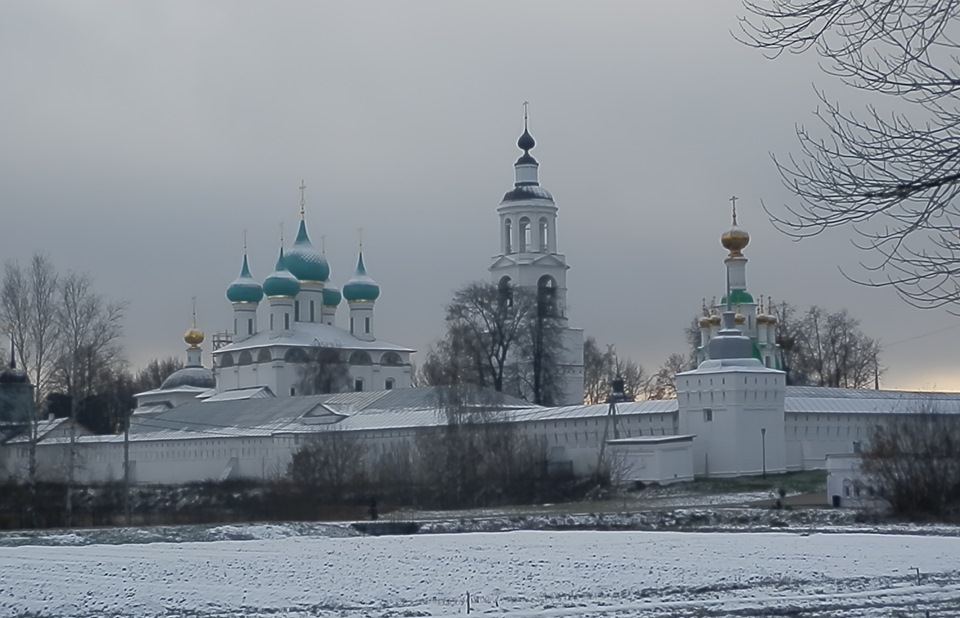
[498,275,513,309]
[519,217,531,253]
[504,219,513,254]
[538,217,549,252]
[537,274,558,317]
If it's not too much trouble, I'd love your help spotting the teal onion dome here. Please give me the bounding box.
[322,285,342,307]
[721,289,755,306]
[342,252,380,302]
[285,219,330,283]
[226,254,264,304]
[262,248,302,298]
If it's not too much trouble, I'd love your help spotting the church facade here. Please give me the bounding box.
[209,188,414,397]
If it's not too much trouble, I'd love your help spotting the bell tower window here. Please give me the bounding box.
[504,219,513,254]
[539,217,548,252]
[519,217,531,253]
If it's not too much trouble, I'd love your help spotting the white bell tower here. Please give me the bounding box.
[489,105,584,405]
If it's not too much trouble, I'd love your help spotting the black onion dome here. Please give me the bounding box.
[502,185,554,202]
[518,128,535,152]
[160,367,216,390]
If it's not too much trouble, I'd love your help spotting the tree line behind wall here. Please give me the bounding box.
[0,252,183,434]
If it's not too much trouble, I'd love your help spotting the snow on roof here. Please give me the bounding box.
[606,434,696,445]
[203,386,275,402]
[134,384,211,398]
[214,321,414,355]
[785,386,960,415]
[5,417,73,444]
[132,403,173,416]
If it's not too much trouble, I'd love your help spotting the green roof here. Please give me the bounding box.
[721,289,754,306]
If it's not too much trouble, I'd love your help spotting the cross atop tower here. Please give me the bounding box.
[523,101,529,130]
[729,195,739,226]
[299,180,307,218]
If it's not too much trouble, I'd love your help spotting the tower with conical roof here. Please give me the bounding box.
[343,245,380,342]
[488,105,584,405]
[286,182,331,325]
[263,242,301,334]
[226,241,264,343]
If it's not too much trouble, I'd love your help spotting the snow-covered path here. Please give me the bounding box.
[0,530,957,617]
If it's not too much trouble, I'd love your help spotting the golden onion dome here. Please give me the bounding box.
[734,312,746,325]
[698,316,712,328]
[721,225,750,257]
[184,327,205,348]
[709,313,721,326]
[756,314,773,325]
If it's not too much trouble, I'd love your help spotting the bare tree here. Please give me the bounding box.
[288,429,369,501]
[52,271,126,527]
[740,1,960,310]
[583,337,646,404]
[861,405,960,518]
[132,356,184,393]
[428,281,565,404]
[647,353,690,400]
[770,303,883,388]
[1,253,60,402]
[297,346,351,395]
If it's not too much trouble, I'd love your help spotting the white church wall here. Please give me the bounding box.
[678,368,785,477]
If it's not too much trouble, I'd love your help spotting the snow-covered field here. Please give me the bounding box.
[1,529,958,617]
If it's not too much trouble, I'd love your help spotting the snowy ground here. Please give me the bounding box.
[1,529,958,617]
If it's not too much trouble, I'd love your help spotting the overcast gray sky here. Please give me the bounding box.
[2,1,957,391]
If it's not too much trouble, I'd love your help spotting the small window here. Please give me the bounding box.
[270,314,274,330]
[294,301,300,322]
[284,313,290,330]
[248,318,254,335]
[350,317,355,334]
[365,317,371,334]
[703,408,713,422]
[290,387,296,396]
[310,300,315,322]
[385,378,395,390]
[354,378,364,392]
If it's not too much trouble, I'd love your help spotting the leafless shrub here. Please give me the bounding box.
[861,404,960,519]
[288,430,369,501]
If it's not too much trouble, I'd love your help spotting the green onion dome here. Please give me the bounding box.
[263,248,301,298]
[342,252,380,302]
[721,289,754,306]
[285,220,330,283]
[322,284,342,307]
[226,254,264,304]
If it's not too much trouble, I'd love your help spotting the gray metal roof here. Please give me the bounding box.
[785,386,960,415]
[214,321,414,355]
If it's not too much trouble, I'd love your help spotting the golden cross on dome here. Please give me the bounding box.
[523,101,529,129]
[191,296,198,327]
[299,180,307,218]
[729,195,739,226]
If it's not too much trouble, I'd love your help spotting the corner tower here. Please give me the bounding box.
[488,105,584,405]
